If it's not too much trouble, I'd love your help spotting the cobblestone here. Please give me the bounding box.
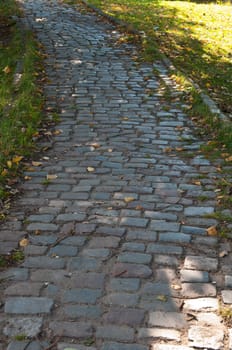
[0,0,230,348]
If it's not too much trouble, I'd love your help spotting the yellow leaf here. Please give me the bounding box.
[171,284,181,290]
[91,143,101,149]
[24,176,32,180]
[46,174,58,180]
[225,156,232,162]
[53,129,62,135]
[19,238,29,247]
[156,295,167,302]
[207,226,218,236]
[3,65,11,74]
[87,167,95,172]
[12,155,24,164]
[1,169,8,176]
[124,197,135,203]
[193,181,201,186]
[7,160,12,169]
[32,161,42,167]
[164,147,173,153]
[175,147,184,152]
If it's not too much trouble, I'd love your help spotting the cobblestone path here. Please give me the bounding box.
[1,0,232,349]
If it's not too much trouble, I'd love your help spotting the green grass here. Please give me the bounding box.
[0,0,44,199]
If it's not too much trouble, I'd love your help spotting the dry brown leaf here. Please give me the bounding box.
[1,169,8,176]
[207,226,218,236]
[19,238,29,247]
[219,250,228,258]
[171,284,181,290]
[91,143,100,149]
[46,174,58,180]
[53,130,62,135]
[175,147,184,152]
[164,147,173,153]
[156,295,167,302]
[32,161,43,167]
[3,65,11,74]
[124,197,135,203]
[225,156,232,162]
[24,176,32,180]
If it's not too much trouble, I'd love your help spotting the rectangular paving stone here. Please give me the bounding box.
[63,288,102,303]
[5,297,53,314]
[82,248,110,259]
[159,232,190,243]
[103,307,145,326]
[117,252,152,264]
[122,242,145,252]
[127,230,157,241]
[70,272,105,288]
[4,282,43,296]
[154,255,179,266]
[27,223,58,232]
[180,270,209,283]
[150,221,180,231]
[96,325,134,341]
[23,256,65,269]
[184,206,214,216]
[221,290,232,304]
[188,325,224,350]
[88,237,120,248]
[149,311,187,329]
[108,278,140,292]
[68,257,102,271]
[184,255,218,271]
[138,327,181,341]
[103,293,139,307]
[147,243,182,255]
[56,213,86,222]
[49,321,93,338]
[181,283,216,298]
[183,298,219,311]
[120,217,148,228]
[112,263,152,278]
[140,295,181,312]
[64,305,102,319]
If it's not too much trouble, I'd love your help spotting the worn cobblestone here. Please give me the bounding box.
[0,0,230,348]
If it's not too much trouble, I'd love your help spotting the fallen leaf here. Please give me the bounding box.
[91,143,100,149]
[171,284,181,290]
[124,197,135,203]
[193,180,201,186]
[53,129,62,135]
[219,250,228,258]
[1,169,8,176]
[12,155,24,164]
[136,205,143,210]
[35,230,41,235]
[175,147,184,152]
[3,65,11,74]
[7,160,12,169]
[225,156,232,162]
[164,147,173,153]
[24,176,32,180]
[32,161,43,167]
[46,174,58,180]
[207,226,218,236]
[156,295,167,302]
[19,238,29,247]
[87,167,95,172]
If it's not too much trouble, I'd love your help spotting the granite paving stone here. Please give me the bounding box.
[0,0,230,348]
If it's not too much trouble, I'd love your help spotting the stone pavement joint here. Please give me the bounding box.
[0,0,231,349]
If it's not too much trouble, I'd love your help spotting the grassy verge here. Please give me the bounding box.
[0,0,44,200]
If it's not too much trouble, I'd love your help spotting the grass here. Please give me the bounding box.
[0,0,44,200]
